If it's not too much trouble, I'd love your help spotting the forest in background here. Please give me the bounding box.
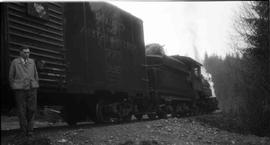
[203,1,269,136]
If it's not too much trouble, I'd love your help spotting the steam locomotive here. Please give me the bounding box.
[1,2,217,125]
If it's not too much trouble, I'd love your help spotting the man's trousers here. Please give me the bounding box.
[14,89,37,134]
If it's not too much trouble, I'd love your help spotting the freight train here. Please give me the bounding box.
[1,2,217,125]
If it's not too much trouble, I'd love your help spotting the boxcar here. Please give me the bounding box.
[64,2,148,123]
[64,2,147,97]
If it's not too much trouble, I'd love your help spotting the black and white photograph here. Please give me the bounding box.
[1,1,269,145]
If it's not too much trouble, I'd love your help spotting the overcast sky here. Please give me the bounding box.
[109,1,243,63]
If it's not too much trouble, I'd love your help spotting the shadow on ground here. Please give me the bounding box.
[194,112,250,135]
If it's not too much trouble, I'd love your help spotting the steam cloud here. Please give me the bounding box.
[187,23,216,97]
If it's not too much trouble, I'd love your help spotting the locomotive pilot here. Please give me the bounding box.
[9,46,39,137]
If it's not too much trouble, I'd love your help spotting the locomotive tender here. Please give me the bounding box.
[1,2,217,125]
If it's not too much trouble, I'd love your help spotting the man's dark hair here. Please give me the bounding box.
[19,46,29,51]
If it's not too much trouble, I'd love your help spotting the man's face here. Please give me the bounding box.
[20,48,30,59]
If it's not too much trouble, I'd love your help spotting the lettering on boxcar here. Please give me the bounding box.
[105,49,121,85]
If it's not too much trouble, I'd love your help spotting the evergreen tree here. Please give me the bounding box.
[236,1,270,135]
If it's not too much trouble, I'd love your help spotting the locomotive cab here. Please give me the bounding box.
[172,55,208,97]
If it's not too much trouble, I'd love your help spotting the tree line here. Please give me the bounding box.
[203,1,269,136]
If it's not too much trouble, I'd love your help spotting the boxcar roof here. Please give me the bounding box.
[92,2,143,24]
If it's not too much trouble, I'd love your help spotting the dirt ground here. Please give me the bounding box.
[1,112,270,145]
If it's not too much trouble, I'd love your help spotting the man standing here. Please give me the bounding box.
[9,46,39,137]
